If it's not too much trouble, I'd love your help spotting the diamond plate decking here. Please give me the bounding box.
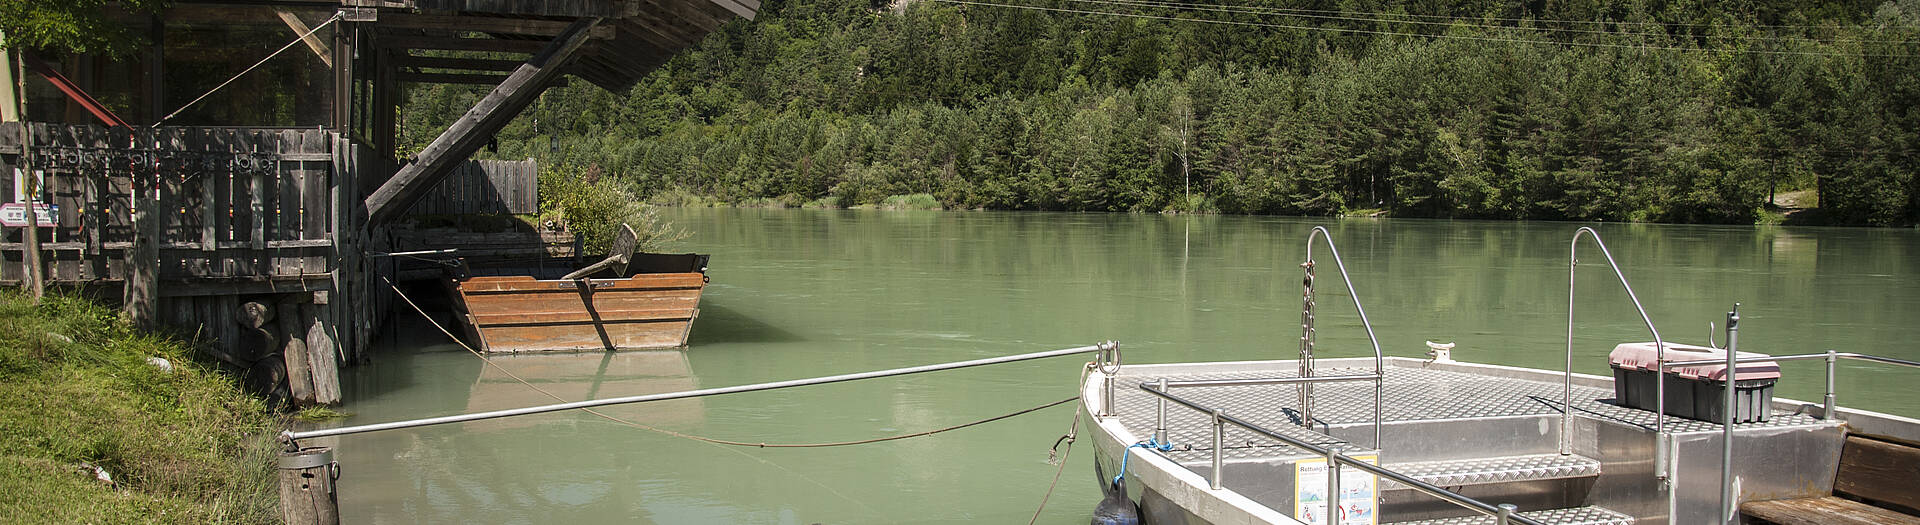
[1381,454,1603,489]
[1106,363,1829,465]
[1387,505,1634,525]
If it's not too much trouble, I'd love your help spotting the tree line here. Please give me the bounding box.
[400,0,1920,225]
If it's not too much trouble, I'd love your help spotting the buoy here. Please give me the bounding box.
[1091,477,1140,525]
[1092,458,1140,525]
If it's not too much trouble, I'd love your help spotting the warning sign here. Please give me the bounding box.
[1294,454,1378,525]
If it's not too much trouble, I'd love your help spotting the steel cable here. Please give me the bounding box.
[382,275,1079,448]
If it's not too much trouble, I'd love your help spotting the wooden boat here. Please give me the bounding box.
[447,225,710,353]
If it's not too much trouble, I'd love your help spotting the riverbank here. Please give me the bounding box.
[0,291,279,523]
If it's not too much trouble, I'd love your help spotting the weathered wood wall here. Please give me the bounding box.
[405,158,537,216]
[0,122,385,405]
[0,123,335,287]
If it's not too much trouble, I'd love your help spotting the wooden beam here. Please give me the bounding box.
[376,35,547,54]
[378,14,614,39]
[395,71,508,85]
[274,9,334,68]
[392,55,525,72]
[364,18,599,226]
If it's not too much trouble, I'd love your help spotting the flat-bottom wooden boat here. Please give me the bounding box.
[447,253,709,353]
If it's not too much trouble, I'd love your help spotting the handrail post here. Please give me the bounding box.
[1565,228,1666,469]
[1824,349,1838,419]
[1154,378,1169,445]
[1304,227,1387,449]
[1496,503,1517,525]
[1326,444,1343,525]
[1721,304,1740,525]
[1210,408,1225,490]
[1098,342,1121,418]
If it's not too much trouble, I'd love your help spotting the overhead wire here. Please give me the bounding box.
[1062,0,1920,45]
[1081,0,1909,31]
[929,0,1920,58]
[157,12,343,125]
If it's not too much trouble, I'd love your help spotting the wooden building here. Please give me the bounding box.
[0,0,754,405]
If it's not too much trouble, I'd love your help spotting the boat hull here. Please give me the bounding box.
[449,272,705,352]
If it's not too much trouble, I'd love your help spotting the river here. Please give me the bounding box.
[316,209,1920,524]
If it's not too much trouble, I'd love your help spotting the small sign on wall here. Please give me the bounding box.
[0,202,58,227]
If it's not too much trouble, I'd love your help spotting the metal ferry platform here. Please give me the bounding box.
[1087,356,1843,524]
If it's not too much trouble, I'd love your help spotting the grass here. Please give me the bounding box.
[0,291,280,524]
[294,406,351,422]
[876,193,942,210]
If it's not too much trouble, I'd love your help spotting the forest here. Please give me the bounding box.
[402,0,1920,226]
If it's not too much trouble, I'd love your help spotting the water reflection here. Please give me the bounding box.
[330,210,1920,524]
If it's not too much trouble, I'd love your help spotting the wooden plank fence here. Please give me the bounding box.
[1,123,335,287]
[405,158,538,216]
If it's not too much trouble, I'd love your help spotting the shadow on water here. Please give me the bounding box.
[686,300,805,345]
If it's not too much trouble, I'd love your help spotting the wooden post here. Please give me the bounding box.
[21,140,42,301]
[306,292,340,405]
[125,133,160,328]
[278,296,315,405]
[276,447,339,525]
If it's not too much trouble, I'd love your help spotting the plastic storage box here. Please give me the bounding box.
[1608,342,1779,423]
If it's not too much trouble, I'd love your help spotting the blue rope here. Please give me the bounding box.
[1112,437,1176,486]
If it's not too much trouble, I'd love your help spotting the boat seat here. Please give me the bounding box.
[1741,497,1920,525]
[1741,434,1920,525]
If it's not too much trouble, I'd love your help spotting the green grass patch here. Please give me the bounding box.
[877,193,942,211]
[294,406,352,422]
[0,291,280,524]
[801,196,843,209]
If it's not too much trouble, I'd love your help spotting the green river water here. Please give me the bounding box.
[316,209,1920,524]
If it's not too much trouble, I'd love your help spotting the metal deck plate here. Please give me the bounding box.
[1107,364,1830,465]
[1386,505,1634,525]
[1381,453,1602,489]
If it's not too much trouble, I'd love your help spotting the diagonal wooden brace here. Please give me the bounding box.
[363,17,600,227]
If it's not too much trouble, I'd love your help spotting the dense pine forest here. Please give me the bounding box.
[404,0,1920,225]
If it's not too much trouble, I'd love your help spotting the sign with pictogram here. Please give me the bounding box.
[0,202,59,227]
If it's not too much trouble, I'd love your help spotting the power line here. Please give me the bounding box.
[1064,0,1920,45]
[1096,0,1899,31]
[933,0,1920,58]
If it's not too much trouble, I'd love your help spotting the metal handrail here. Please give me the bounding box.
[286,342,1115,442]
[1564,227,1667,458]
[1138,382,1547,525]
[1304,226,1387,449]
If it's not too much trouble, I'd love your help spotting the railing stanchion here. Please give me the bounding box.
[1326,444,1342,525]
[1824,349,1838,419]
[1496,503,1517,525]
[1210,408,1225,490]
[1721,305,1740,525]
[1154,378,1168,445]
[1565,228,1665,470]
[1304,226,1387,448]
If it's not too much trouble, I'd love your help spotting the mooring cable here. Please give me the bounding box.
[1027,397,1084,525]
[353,276,1085,449]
